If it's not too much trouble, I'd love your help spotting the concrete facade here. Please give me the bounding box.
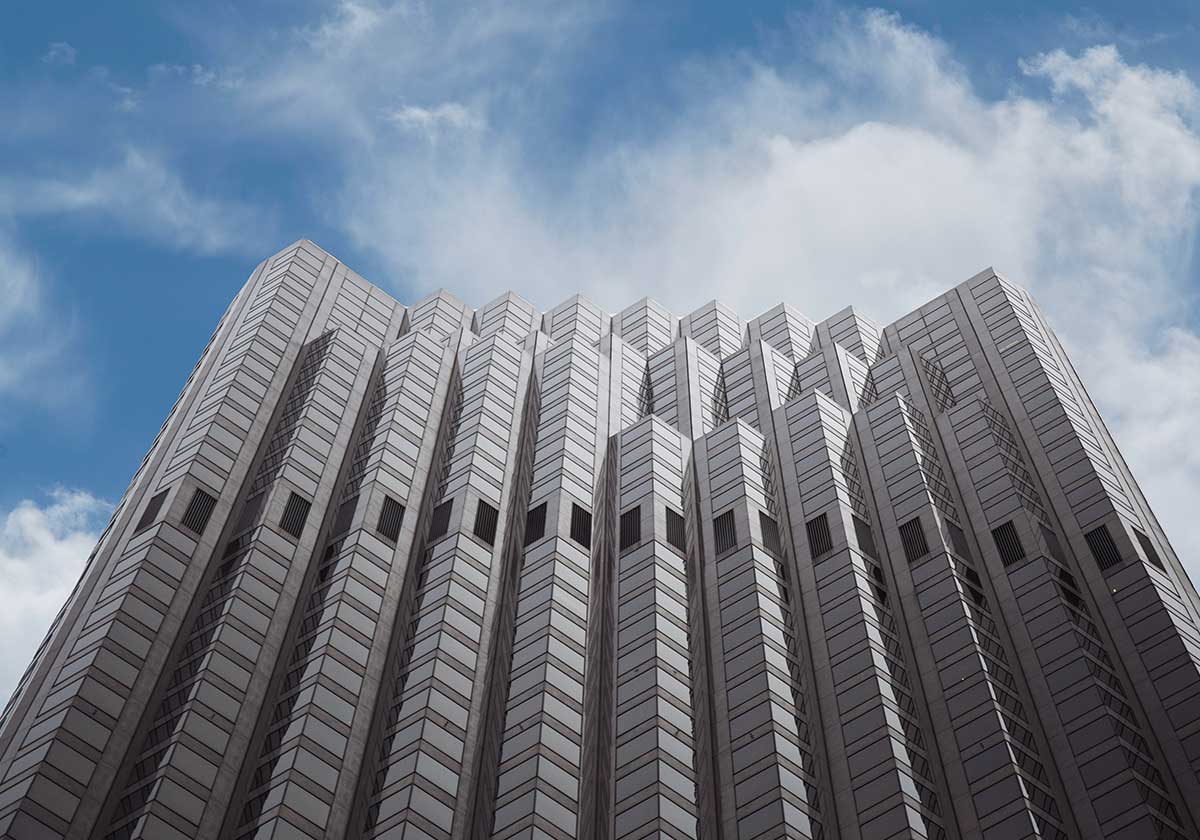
[1,240,1198,840]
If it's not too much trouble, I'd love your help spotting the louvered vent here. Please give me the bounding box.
[1133,528,1165,571]
[280,492,311,539]
[619,507,641,552]
[991,521,1026,567]
[899,517,930,564]
[377,496,405,543]
[429,499,454,541]
[759,512,782,556]
[134,489,170,534]
[181,489,218,535]
[713,510,737,554]
[524,503,547,546]
[852,515,878,560]
[473,500,499,546]
[570,504,592,549]
[666,508,687,553]
[806,514,833,559]
[1085,525,1123,572]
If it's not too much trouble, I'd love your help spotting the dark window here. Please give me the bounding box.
[805,514,833,558]
[377,496,405,543]
[992,521,1026,567]
[1085,525,1123,572]
[760,512,782,556]
[429,499,454,541]
[473,500,499,546]
[280,492,311,539]
[524,503,547,546]
[333,497,357,536]
[1133,528,1165,571]
[1040,525,1065,563]
[619,507,641,552]
[666,508,687,553]
[852,515,878,560]
[899,517,930,564]
[134,490,170,534]
[947,520,972,561]
[570,504,592,549]
[714,510,737,554]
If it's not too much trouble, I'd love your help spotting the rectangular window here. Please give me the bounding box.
[473,500,499,546]
[619,507,641,552]
[805,513,833,558]
[280,492,311,539]
[134,489,170,534]
[525,502,547,546]
[333,496,357,536]
[991,521,1026,567]
[429,499,454,541]
[759,511,782,556]
[1040,524,1066,563]
[852,515,878,560]
[1085,525,1123,572]
[181,488,217,535]
[377,495,405,543]
[899,517,930,564]
[1133,528,1166,571]
[570,504,592,549]
[666,508,687,553]
[713,510,737,554]
[947,520,972,561]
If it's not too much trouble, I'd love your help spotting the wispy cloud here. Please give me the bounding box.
[0,489,111,703]
[42,42,77,66]
[0,148,275,255]
[0,234,89,419]
[387,102,483,137]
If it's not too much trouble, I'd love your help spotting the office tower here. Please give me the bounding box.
[1,238,1199,840]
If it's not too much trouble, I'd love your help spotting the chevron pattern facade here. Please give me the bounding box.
[2,239,1200,840]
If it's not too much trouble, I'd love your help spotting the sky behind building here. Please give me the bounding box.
[1,0,1199,698]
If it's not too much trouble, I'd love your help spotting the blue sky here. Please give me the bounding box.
[1,1,1199,696]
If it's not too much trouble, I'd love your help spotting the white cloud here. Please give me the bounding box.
[387,102,483,137]
[323,9,1200,576]
[0,489,110,704]
[0,148,274,255]
[42,42,77,66]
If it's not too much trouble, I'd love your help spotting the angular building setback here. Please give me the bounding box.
[1,239,1199,840]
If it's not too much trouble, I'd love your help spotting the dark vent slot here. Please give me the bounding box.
[806,514,833,559]
[714,510,738,554]
[280,492,311,539]
[377,496,405,543]
[899,517,930,564]
[992,521,1026,567]
[473,500,499,546]
[852,515,878,560]
[1085,525,1124,572]
[134,490,170,534]
[760,512,782,556]
[666,508,687,553]
[525,503,547,546]
[181,489,218,535]
[620,507,641,552]
[1040,525,1066,563]
[570,504,592,549]
[947,520,972,561]
[429,499,454,541]
[1133,528,1165,571]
